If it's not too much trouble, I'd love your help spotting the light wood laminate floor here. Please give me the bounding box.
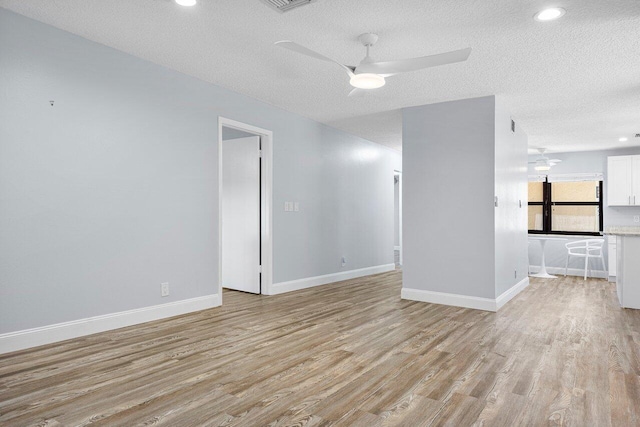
[1,271,639,426]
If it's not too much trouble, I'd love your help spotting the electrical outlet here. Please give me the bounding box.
[161,282,169,297]
[341,257,346,267]
[634,215,640,223]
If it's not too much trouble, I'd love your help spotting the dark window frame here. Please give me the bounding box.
[528,178,603,236]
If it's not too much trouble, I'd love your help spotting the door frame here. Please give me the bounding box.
[218,117,273,301]
[394,170,403,266]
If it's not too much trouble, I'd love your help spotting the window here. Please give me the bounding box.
[528,179,603,235]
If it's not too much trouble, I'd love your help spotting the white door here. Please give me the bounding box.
[632,155,640,206]
[222,136,261,294]
[607,156,632,206]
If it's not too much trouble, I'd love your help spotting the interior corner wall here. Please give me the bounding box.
[494,98,529,297]
[402,96,497,300]
[0,9,400,338]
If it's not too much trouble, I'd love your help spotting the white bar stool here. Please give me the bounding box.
[564,239,606,280]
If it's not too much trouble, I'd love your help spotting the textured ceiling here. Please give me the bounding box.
[1,0,639,153]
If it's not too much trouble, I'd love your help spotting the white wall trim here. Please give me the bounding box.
[0,294,220,355]
[270,264,395,295]
[402,277,530,313]
[401,287,498,312]
[529,266,608,279]
[394,170,403,266]
[495,277,530,310]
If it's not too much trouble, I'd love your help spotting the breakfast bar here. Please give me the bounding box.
[607,227,640,310]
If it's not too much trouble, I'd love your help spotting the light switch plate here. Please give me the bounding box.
[284,201,289,212]
[294,202,299,212]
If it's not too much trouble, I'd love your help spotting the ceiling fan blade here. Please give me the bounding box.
[348,88,381,98]
[356,47,471,75]
[275,40,354,77]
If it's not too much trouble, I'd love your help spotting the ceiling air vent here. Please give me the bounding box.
[260,0,317,13]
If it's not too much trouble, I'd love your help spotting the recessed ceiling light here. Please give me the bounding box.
[619,137,628,142]
[175,0,196,6]
[534,7,566,21]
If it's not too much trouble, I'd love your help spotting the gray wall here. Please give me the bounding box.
[494,99,529,296]
[0,9,400,334]
[527,147,640,272]
[222,127,255,141]
[394,177,400,247]
[403,96,497,299]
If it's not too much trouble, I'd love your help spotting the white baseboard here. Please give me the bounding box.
[496,277,530,310]
[401,288,498,312]
[270,263,396,295]
[401,276,530,312]
[529,266,608,279]
[394,246,401,251]
[0,294,220,355]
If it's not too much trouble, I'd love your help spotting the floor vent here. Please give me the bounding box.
[260,0,317,13]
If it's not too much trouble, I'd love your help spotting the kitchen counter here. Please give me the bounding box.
[605,226,640,236]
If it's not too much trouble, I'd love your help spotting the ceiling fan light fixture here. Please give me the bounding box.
[534,158,551,171]
[534,7,566,21]
[175,0,197,6]
[350,73,385,89]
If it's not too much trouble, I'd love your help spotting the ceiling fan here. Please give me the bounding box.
[529,148,562,171]
[275,33,471,96]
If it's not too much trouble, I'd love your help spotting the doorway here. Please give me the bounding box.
[394,171,403,267]
[218,117,273,301]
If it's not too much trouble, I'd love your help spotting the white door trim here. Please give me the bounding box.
[218,117,273,300]
[394,170,403,266]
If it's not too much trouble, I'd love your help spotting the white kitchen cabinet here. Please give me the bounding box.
[608,235,616,281]
[607,155,636,206]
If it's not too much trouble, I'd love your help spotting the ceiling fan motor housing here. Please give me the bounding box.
[358,33,379,46]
